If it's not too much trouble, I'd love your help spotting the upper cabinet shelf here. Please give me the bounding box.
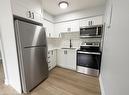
[10,0,43,23]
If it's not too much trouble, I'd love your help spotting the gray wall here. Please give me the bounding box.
[101,0,129,95]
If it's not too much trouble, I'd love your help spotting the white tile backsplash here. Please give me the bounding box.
[47,32,101,50]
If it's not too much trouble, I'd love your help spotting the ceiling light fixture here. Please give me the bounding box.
[58,1,69,9]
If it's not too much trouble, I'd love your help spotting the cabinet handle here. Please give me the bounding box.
[32,12,34,19]
[91,21,93,26]
[51,51,53,55]
[64,50,67,54]
[48,66,51,69]
[48,61,51,63]
[64,51,65,54]
[48,56,50,58]
[88,21,90,26]
[49,33,51,37]
[27,11,31,18]
[59,33,61,37]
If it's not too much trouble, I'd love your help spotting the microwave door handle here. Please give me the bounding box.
[96,27,98,35]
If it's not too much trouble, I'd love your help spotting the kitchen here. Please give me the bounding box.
[0,0,129,95]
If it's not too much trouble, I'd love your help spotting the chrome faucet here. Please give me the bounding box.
[70,39,72,48]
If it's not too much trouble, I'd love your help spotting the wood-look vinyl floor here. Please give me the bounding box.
[0,66,101,95]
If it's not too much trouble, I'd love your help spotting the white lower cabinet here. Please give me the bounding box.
[47,50,56,70]
[57,49,76,71]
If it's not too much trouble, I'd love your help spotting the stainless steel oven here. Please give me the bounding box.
[77,42,101,77]
[80,25,103,38]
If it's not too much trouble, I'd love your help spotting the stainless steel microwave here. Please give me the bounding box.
[80,25,103,38]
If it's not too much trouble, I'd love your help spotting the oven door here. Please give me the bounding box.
[77,51,101,70]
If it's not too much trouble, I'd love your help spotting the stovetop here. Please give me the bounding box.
[78,42,101,53]
[78,46,101,53]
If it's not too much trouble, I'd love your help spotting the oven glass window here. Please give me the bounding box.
[77,53,101,69]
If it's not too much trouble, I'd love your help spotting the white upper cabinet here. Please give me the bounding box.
[54,23,65,37]
[54,16,103,36]
[10,0,43,23]
[54,20,79,36]
[69,20,80,32]
[43,19,54,38]
[79,16,103,27]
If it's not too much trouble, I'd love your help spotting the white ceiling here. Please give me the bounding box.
[42,0,106,16]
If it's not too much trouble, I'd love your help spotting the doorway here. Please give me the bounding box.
[0,28,7,86]
[0,55,4,84]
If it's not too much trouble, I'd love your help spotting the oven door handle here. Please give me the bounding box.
[77,51,101,55]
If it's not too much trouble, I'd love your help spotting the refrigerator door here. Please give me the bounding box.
[15,20,46,47]
[22,47,48,93]
[14,20,48,93]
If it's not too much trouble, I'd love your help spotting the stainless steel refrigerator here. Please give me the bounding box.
[14,19,48,93]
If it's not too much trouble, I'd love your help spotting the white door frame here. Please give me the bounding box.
[0,26,9,85]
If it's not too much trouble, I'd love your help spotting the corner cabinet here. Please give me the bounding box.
[57,49,76,71]
[10,0,43,23]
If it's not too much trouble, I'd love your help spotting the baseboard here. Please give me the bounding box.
[4,79,22,94]
[4,78,9,85]
[99,74,106,95]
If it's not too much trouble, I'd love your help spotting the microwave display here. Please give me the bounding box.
[80,25,103,37]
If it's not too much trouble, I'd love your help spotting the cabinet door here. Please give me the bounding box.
[68,20,79,32]
[44,20,54,37]
[66,50,76,70]
[90,16,103,26]
[31,11,42,23]
[54,20,79,36]
[57,49,67,68]
[79,19,89,27]
[54,23,64,37]
[11,0,29,19]
[79,16,103,27]
[10,0,42,23]
[57,49,76,70]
